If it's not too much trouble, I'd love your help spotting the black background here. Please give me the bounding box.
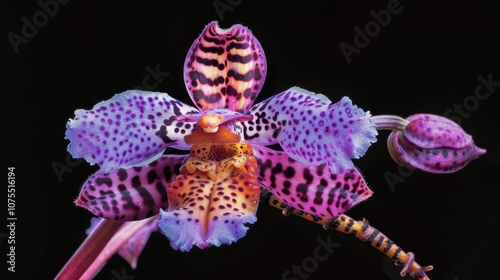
[4,1,500,279]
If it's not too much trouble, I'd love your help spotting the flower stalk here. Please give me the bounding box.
[371,115,409,131]
[55,219,124,280]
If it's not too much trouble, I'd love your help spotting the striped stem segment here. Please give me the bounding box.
[264,193,433,280]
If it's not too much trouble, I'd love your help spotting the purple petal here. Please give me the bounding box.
[85,216,102,235]
[404,114,472,149]
[244,87,378,173]
[66,90,198,173]
[76,154,187,221]
[184,21,267,113]
[253,144,372,217]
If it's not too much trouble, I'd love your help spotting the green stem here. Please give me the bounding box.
[55,219,124,280]
[371,115,409,131]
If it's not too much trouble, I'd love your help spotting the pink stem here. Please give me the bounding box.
[55,218,124,280]
[80,216,157,279]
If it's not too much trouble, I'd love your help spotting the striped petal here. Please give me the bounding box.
[75,154,186,221]
[254,144,372,217]
[243,87,378,173]
[184,21,267,113]
[65,90,198,173]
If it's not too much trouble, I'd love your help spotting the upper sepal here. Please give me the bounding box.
[184,21,267,113]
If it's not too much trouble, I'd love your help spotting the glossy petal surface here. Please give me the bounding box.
[388,130,485,173]
[244,87,378,173]
[66,90,198,173]
[404,114,472,149]
[184,21,267,113]
[387,113,486,173]
[76,155,186,221]
[254,144,372,217]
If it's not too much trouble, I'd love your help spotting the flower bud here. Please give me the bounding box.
[387,114,486,173]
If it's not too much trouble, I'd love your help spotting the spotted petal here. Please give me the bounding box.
[254,144,372,217]
[158,154,260,251]
[184,21,267,113]
[404,114,473,149]
[75,155,186,221]
[65,90,198,173]
[243,87,378,173]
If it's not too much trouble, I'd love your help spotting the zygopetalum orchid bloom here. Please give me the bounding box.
[57,21,485,280]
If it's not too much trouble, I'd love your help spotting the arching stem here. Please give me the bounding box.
[264,194,433,280]
[371,115,409,131]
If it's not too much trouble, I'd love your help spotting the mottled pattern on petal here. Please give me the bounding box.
[76,155,186,221]
[254,144,372,217]
[66,90,198,173]
[159,172,259,251]
[244,87,378,173]
[388,130,485,173]
[184,21,267,113]
[404,114,472,149]
[158,142,260,252]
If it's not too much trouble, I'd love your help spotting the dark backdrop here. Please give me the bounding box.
[4,1,499,279]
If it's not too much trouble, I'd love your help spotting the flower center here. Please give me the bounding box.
[198,114,224,133]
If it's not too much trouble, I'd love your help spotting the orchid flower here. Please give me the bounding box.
[57,21,485,280]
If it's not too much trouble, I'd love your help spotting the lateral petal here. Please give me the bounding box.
[75,155,186,221]
[244,87,378,173]
[254,144,372,217]
[65,90,198,173]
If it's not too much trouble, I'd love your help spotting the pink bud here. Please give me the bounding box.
[387,114,486,173]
